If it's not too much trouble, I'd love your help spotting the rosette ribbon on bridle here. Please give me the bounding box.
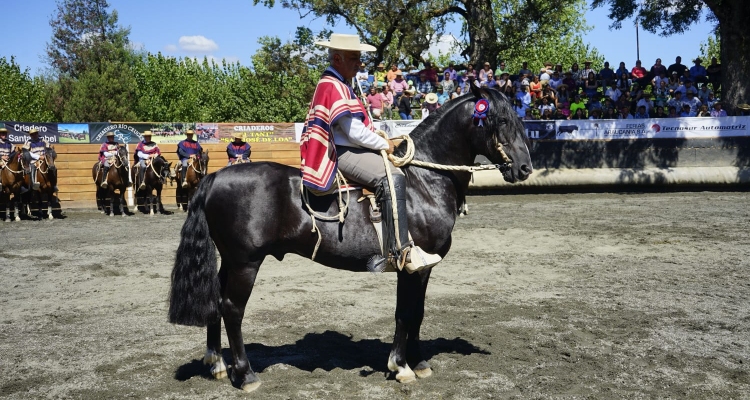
[472,98,489,127]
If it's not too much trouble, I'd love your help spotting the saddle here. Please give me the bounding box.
[302,175,405,273]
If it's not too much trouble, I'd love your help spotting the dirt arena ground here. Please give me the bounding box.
[1,191,749,399]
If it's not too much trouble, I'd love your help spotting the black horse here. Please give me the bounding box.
[132,155,171,215]
[168,84,532,392]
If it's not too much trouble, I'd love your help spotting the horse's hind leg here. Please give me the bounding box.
[388,269,433,382]
[204,322,227,379]
[222,260,262,392]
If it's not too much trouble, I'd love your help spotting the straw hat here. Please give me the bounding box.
[0,123,7,133]
[142,130,152,136]
[186,129,195,135]
[232,132,244,139]
[424,93,438,104]
[314,33,375,52]
[737,103,750,111]
[404,89,416,96]
[29,128,39,134]
[106,131,115,136]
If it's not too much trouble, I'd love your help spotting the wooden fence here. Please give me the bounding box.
[54,142,299,208]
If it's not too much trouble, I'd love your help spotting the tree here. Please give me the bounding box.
[0,57,55,122]
[254,0,601,70]
[592,0,749,112]
[46,0,136,121]
[699,34,720,63]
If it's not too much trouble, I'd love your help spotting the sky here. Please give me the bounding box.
[1,0,716,76]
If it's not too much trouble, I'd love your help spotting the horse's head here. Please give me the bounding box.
[467,83,532,182]
[409,82,532,183]
[200,151,209,175]
[45,146,57,172]
[117,145,129,162]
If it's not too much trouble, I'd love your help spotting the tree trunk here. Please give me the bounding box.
[464,0,499,67]
[716,0,750,113]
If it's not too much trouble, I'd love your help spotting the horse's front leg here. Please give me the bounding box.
[156,186,165,213]
[118,191,127,217]
[47,194,53,220]
[149,192,155,216]
[12,198,20,222]
[109,191,116,217]
[388,269,433,382]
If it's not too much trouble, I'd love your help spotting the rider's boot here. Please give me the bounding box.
[30,164,39,191]
[138,165,146,190]
[393,174,442,273]
[100,166,110,189]
[181,168,188,189]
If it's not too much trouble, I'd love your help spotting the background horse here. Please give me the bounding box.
[1,147,25,222]
[175,151,209,211]
[23,146,58,220]
[132,155,171,215]
[93,145,131,217]
[168,84,532,392]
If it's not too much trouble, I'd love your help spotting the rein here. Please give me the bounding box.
[37,157,49,174]
[149,158,168,182]
[1,159,24,175]
[384,133,512,173]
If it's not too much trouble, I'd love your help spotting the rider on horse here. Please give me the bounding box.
[226,132,251,166]
[135,130,161,190]
[22,128,56,192]
[98,131,129,189]
[301,33,440,272]
[177,129,203,188]
[0,124,12,191]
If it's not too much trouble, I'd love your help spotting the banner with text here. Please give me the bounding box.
[1,121,59,144]
[212,123,297,144]
[529,116,750,140]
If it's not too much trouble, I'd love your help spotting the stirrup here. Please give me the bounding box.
[181,181,188,189]
[138,183,146,190]
[404,246,442,274]
[32,182,40,191]
[100,181,108,189]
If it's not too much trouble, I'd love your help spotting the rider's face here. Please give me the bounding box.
[334,50,361,81]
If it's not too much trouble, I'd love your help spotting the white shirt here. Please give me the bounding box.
[331,115,389,150]
[605,87,621,102]
[356,69,369,83]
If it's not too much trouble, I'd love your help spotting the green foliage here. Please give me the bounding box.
[255,0,602,71]
[0,57,55,121]
[699,34,721,63]
[495,0,603,72]
[46,0,135,121]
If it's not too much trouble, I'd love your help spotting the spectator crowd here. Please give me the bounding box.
[357,56,750,121]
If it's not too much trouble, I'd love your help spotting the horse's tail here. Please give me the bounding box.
[168,173,221,327]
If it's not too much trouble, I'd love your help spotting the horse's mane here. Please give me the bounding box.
[404,87,522,161]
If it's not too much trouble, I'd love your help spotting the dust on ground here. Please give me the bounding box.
[0,191,749,399]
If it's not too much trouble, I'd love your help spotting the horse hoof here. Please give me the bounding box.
[14,217,20,222]
[396,367,416,383]
[212,368,228,380]
[414,367,433,379]
[48,215,53,220]
[241,381,261,393]
[388,357,416,383]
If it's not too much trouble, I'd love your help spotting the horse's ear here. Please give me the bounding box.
[469,77,482,99]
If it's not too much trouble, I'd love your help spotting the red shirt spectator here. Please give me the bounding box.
[631,60,647,79]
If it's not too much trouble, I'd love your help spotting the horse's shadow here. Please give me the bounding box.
[174,330,490,381]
